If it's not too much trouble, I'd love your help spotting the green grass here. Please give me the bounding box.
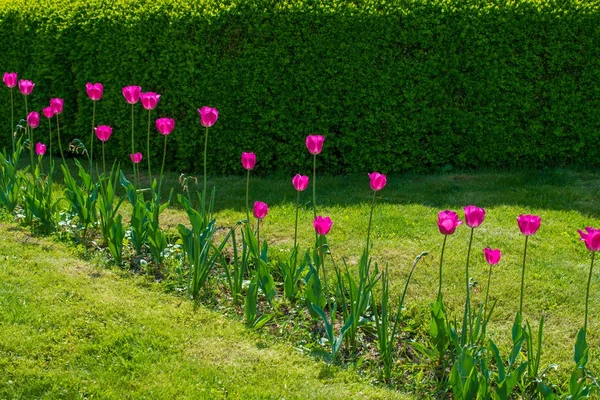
[0,223,410,399]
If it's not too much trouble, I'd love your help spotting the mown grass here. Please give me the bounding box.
[11,157,600,392]
[0,223,410,399]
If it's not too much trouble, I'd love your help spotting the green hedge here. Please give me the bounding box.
[0,0,599,175]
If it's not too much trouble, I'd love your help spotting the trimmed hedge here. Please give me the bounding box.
[0,0,599,175]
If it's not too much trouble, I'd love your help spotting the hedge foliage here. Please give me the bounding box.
[0,0,599,175]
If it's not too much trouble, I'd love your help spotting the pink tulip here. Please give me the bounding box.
[306,135,325,155]
[35,142,46,156]
[368,172,387,191]
[314,216,333,236]
[95,125,113,142]
[18,79,34,95]
[483,248,501,265]
[130,152,143,164]
[86,82,104,101]
[3,72,17,88]
[198,106,219,127]
[50,98,64,115]
[42,106,54,119]
[437,210,462,235]
[241,152,256,170]
[140,92,161,110]
[156,117,175,135]
[464,205,485,228]
[122,85,142,104]
[517,214,541,236]
[253,201,269,220]
[578,227,600,252]
[27,111,40,129]
[292,174,309,191]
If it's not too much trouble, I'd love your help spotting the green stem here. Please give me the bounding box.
[159,134,167,191]
[366,190,376,258]
[146,109,151,180]
[102,140,106,178]
[202,126,208,217]
[130,103,136,187]
[38,155,43,176]
[461,227,475,346]
[584,252,595,340]
[245,169,250,222]
[484,262,493,318]
[320,237,332,313]
[48,119,52,162]
[437,234,448,300]
[256,218,260,247]
[312,154,317,242]
[89,101,95,176]
[294,190,300,252]
[25,96,33,173]
[10,87,14,155]
[519,235,529,318]
[56,114,65,165]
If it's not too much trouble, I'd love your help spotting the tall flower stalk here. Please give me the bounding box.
[42,107,54,158]
[198,106,219,216]
[3,73,17,154]
[306,135,324,239]
[482,248,501,317]
[50,98,65,165]
[578,227,600,340]
[156,117,175,189]
[516,214,541,318]
[123,85,141,186]
[19,79,34,171]
[95,125,112,177]
[436,210,462,299]
[366,172,387,257]
[292,174,309,251]
[86,82,103,175]
[141,92,160,180]
[314,215,333,310]
[26,111,39,171]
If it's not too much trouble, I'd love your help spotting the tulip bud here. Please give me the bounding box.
[253,201,269,220]
[517,214,541,236]
[464,205,485,228]
[368,172,387,191]
[314,216,333,235]
[241,152,256,170]
[27,111,40,129]
[292,174,309,191]
[437,210,462,235]
[156,118,175,135]
[86,82,104,101]
[306,135,325,155]
[3,72,17,88]
[198,106,219,127]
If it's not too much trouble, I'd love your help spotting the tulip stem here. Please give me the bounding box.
[10,87,14,155]
[319,236,332,313]
[25,96,34,174]
[146,109,152,180]
[38,155,43,176]
[461,227,475,346]
[48,119,52,163]
[102,141,106,178]
[584,252,595,341]
[437,234,448,300]
[130,103,137,188]
[484,261,493,319]
[519,235,529,319]
[159,134,167,192]
[256,218,260,248]
[202,126,209,219]
[245,169,250,223]
[56,114,65,165]
[89,101,95,177]
[312,153,317,241]
[366,190,376,258]
[293,190,300,253]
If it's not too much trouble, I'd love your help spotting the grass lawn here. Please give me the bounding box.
[0,223,410,399]
[5,159,600,395]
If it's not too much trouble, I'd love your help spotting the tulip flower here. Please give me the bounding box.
[27,111,40,129]
[130,152,143,164]
[517,214,541,236]
[578,227,600,340]
[156,117,175,186]
[86,83,103,175]
[4,72,17,154]
[122,85,141,104]
[86,82,103,101]
[18,79,34,95]
[314,216,333,236]
[437,210,462,235]
[579,227,600,252]
[483,248,501,316]
[50,98,63,115]
[253,201,269,220]
[197,106,219,214]
[241,152,256,171]
[368,172,387,191]
[306,135,325,155]
[35,142,46,156]
[198,106,219,127]
[3,72,17,88]
[140,92,160,110]
[464,205,485,228]
[292,174,309,191]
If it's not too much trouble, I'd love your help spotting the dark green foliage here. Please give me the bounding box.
[0,0,599,174]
